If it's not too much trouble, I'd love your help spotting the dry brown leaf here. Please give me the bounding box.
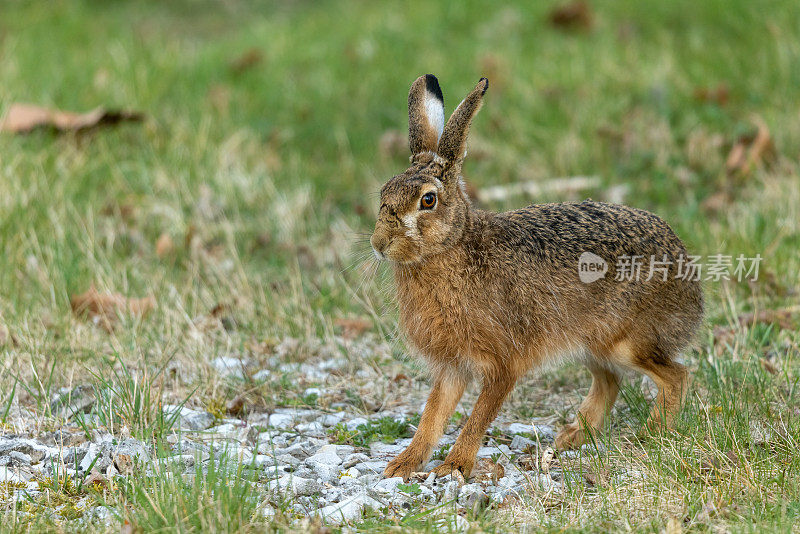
[229,48,264,74]
[71,285,155,323]
[155,233,175,258]
[582,464,609,487]
[726,118,775,177]
[0,103,142,134]
[548,1,593,31]
[113,453,134,475]
[226,395,246,416]
[736,308,796,330]
[700,191,732,213]
[472,457,505,484]
[760,358,779,375]
[85,470,109,489]
[334,317,372,339]
[540,447,556,475]
[713,307,798,352]
[693,84,730,106]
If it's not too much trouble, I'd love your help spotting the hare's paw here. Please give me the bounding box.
[554,422,588,450]
[383,452,422,481]
[431,453,475,479]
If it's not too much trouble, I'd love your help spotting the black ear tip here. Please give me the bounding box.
[425,74,444,103]
[478,77,489,95]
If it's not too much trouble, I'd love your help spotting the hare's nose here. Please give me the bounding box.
[370,234,388,260]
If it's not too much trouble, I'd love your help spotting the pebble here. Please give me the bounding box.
[317,492,382,524]
[1,398,565,525]
[211,356,248,378]
[164,405,215,431]
[268,413,294,429]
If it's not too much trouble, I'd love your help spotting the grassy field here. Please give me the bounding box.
[1,0,799,531]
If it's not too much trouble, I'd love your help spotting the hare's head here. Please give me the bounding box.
[371,75,488,264]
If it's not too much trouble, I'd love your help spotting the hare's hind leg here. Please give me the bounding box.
[619,338,690,432]
[555,361,620,450]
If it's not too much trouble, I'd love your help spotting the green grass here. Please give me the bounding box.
[1,0,799,531]
[329,415,419,448]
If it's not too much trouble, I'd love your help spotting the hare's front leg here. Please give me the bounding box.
[383,372,466,481]
[432,373,517,479]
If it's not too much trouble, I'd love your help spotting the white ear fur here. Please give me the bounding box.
[424,88,445,144]
[409,74,445,155]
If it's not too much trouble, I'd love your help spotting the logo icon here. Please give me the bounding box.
[578,252,608,283]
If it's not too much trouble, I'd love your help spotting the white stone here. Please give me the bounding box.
[510,435,536,451]
[268,413,294,429]
[342,453,369,469]
[276,475,321,496]
[345,417,368,430]
[253,369,272,381]
[340,467,360,479]
[318,412,345,427]
[318,493,381,524]
[296,421,324,434]
[317,444,354,459]
[211,357,247,378]
[369,442,405,457]
[372,476,404,495]
[164,405,215,431]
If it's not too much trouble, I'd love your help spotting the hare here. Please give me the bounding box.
[371,75,703,481]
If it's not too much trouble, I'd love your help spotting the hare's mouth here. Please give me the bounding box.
[372,247,386,262]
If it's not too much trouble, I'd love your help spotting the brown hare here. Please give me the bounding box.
[371,75,704,481]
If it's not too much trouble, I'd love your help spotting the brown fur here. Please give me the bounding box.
[371,76,704,481]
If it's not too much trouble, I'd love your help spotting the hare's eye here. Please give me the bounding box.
[420,192,436,210]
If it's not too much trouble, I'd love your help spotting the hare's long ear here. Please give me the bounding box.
[408,74,445,155]
[437,78,488,163]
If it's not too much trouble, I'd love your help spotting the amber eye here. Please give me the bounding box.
[420,192,436,210]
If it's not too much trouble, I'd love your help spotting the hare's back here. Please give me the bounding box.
[492,200,688,266]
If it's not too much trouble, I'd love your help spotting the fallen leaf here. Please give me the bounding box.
[155,233,174,258]
[700,191,731,213]
[334,317,372,339]
[472,457,505,484]
[229,48,263,74]
[0,103,142,134]
[582,464,609,487]
[713,307,798,350]
[548,1,593,31]
[71,285,155,324]
[736,308,796,330]
[760,358,779,375]
[113,453,134,475]
[85,470,109,489]
[693,84,730,106]
[725,118,775,177]
[541,447,556,475]
[226,395,246,416]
